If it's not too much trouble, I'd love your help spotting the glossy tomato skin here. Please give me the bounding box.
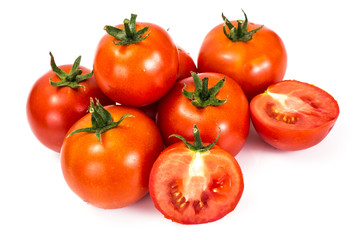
[93,22,179,107]
[149,142,244,224]
[156,73,249,156]
[250,80,339,150]
[61,105,163,209]
[136,44,198,120]
[26,65,114,152]
[198,21,287,100]
[177,46,197,81]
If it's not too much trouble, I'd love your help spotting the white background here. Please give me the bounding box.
[1,0,359,239]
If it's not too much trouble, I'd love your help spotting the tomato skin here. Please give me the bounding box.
[93,22,179,107]
[156,73,249,156]
[26,65,114,152]
[61,105,163,209]
[250,80,340,150]
[177,46,197,81]
[198,21,287,100]
[149,142,244,224]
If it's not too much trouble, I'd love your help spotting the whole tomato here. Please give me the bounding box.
[156,72,249,156]
[26,53,114,152]
[61,99,163,209]
[250,80,339,150]
[149,125,244,224]
[93,14,179,107]
[177,46,197,81]
[198,10,287,100]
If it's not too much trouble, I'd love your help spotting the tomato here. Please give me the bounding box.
[250,80,340,150]
[149,125,244,224]
[156,72,249,156]
[61,99,163,209]
[93,14,179,107]
[177,46,197,81]
[135,46,197,119]
[137,101,159,121]
[197,11,287,100]
[26,53,114,152]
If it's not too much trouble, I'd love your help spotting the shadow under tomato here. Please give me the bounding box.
[238,122,280,154]
[126,193,157,215]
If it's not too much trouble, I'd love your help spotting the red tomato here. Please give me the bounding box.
[156,72,249,156]
[93,14,179,107]
[137,101,158,121]
[149,126,244,224]
[198,11,287,100]
[250,80,340,150]
[26,53,114,152]
[177,46,197,81]
[135,46,197,119]
[61,100,163,209]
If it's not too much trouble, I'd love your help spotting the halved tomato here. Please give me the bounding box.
[250,80,339,150]
[149,125,244,224]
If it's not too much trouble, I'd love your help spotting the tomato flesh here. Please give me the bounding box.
[250,80,339,150]
[149,143,244,224]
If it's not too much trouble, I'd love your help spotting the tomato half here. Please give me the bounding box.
[149,126,244,224]
[93,14,179,106]
[197,11,287,100]
[177,46,197,81]
[156,72,249,156]
[61,101,163,209]
[250,80,340,150]
[26,53,114,152]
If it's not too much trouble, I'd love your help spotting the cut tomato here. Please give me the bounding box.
[149,126,244,224]
[250,80,339,150]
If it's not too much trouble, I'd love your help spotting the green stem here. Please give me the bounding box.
[48,52,92,89]
[222,10,263,42]
[200,77,210,101]
[67,98,134,143]
[123,18,133,38]
[169,125,221,153]
[104,13,150,45]
[182,72,228,108]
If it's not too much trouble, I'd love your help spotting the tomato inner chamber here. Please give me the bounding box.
[168,152,231,214]
[265,91,329,127]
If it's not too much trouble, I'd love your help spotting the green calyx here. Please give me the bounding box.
[49,52,93,89]
[170,125,221,152]
[182,72,228,108]
[222,10,263,42]
[104,13,150,45]
[67,98,134,143]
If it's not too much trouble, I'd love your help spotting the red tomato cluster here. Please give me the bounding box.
[26,12,339,225]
